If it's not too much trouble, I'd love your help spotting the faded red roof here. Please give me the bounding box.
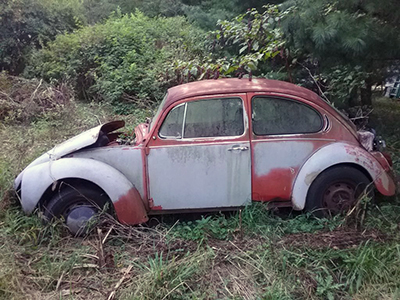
[166,78,322,107]
[163,78,357,137]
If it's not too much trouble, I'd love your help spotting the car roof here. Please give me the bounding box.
[164,78,357,138]
[166,78,323,107]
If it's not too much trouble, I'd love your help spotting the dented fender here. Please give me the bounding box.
[292,142,396,210]
[20,158,148,224]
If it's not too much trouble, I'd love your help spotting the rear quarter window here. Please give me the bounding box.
[252,96,323,135]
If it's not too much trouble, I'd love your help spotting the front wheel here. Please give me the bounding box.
[305,166,373,217]
[44,185,110,236]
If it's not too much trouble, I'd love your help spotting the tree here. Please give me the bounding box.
[173,1,400,106]
[0,0,84,75]
[281,0,400,105]
[171,5,288,83]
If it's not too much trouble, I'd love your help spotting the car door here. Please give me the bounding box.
[249,92,331,202]
[146,94,251,210]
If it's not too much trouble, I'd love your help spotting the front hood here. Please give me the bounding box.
[14,120,125,189]
[47,120,125,160]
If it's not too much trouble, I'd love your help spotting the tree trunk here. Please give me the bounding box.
[348,85,358,107]
[360,78,372,106]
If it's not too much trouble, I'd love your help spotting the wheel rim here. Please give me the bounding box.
[66,205,97,235]
[322,182,356,214]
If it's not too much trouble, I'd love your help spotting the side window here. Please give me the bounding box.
[184,98,244,138]
[252,97,323,135]
[159,104,185,138]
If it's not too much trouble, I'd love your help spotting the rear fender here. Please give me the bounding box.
[292,142,396,210]
[20,158,148,225]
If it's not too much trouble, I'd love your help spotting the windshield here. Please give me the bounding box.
[149,93,168,131]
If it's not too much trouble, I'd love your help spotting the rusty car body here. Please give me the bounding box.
[14,78,397,234]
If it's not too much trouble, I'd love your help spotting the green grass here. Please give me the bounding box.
[0,95,399,299]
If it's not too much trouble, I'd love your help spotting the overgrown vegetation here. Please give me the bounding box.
[3,0,399,110]
[24,11,205,114]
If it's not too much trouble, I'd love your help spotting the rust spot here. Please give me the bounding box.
[252,168,296,201]
[114,188,148,225]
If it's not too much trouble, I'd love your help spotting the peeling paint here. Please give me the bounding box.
[251,140,326,202]
[305,171,320,185]
[73,146,145,200]
[253,141,314,177]
[292,142,397,210]
[147,142,251,210]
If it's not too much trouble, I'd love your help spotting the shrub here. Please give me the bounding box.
[25,11,206,113]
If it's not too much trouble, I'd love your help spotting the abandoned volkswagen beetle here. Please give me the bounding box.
[14,78,397,235]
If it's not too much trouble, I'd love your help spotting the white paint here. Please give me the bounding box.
[14,121,125,190]
[147,142,251,209]
[253,141,314,176]
[73,146,144,198]
[291,142,394,210]
[20,158,136,214]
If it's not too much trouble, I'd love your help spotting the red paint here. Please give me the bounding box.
[375,176,396,196]
[252,168,297,201]
[151,205,163,210]
[250,139,330,203]
[344,145,396,196]
[148,198,162,210]
[114,188,148,225]
[166,79,323,110]
[382,152,393,167]
[371,151,392,171]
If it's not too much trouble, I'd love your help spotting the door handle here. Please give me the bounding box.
[228,145,249,151]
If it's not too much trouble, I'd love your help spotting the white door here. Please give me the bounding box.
[147,95,251,210]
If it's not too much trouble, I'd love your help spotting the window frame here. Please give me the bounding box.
[251,96,324,136]
[158,103,186,139]
[158,96,246,140]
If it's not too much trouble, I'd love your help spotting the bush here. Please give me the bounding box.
[25,11,206,113]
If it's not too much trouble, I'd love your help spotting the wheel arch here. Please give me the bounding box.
[291,142,395,210]
[20,158,148,225]
[39,178,113,210]
[318,162,373,182]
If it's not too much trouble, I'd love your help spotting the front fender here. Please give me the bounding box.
[292,142,396,210]
[20,158,148,225]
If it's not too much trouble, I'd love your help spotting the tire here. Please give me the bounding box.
[305,166,373,217]
[44,184,110,236]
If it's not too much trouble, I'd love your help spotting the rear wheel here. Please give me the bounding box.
[305,166,373,217]
[44,185,110,236]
